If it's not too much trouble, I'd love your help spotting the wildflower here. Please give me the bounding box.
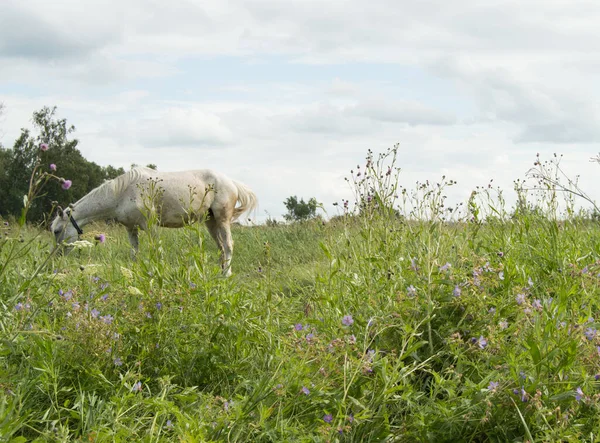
[478,336,488,349]
[532,299,542,310]
[516,293,526,305]
[323,414,333,423]
[595,374,600,381]
[62,290,73,301]
[386,167,392,176]
[101,314,114,324]
[91,308,100,319]
[584,328,597,341]
[488,381,499,392]
[520,371,527,380]
[114,357,123,366]
[301,386,310,395]
[497,251,504,258]
[49,163,56,171]
[499,320,508,330]
[348,413,354,423]
[410,258,419,271]
[453,285,461,297]
[72,302,80,310]
[61,179,72,190]
[520,387,528,402]
[294,323,303,331]
[407,285,417,297]
[156,302,162,310]
[306,333,314,341]
[439,262,451,272]
[342,315,354,326]
[528,277,533,287]
[165,420,173,429]
[14,302,24,311]
[101,294,108,301]
[132,381,142,392]
[348,334,356,344]
[40,143,49,151]
[488,307,496,314]
[498,271,504,280]
[582,266,589,274]
[94,234,106,243]
[575,387,584,402]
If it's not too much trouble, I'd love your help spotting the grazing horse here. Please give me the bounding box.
[50,167,257,276]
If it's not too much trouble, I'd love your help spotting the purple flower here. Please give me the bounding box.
[301,386,310,395]
[294,323,303,331]
[61,179,72,190]
[575,387,584,402]
[478,336,487,349]
[532,299,542,310]
[101,294,109,301]
[323,414,333,423]
[348,334,356,344]
[49,163,56,171]
[156,302,162,310]
[91,309,100,319]
[62,290,73,301]
[40,143,49,151]
[14,302,24,311]
[114,357,123,366]
[101,314,114,324]
[584,328,597,341]
[488,307,496,314]
[94,234,106,243]
[342,315,354,326]
[439,262,451,272]
[165,420,173,429]
[132,381,142,392]
[520,387,527,402]
[453,285,461,297]
[488,381,499,392]
[516,293,526,305]
[306,333,314,341]
[407,285,417,297]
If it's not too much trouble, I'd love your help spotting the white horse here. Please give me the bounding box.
[50,167,257,276]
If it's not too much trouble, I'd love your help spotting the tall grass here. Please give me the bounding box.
[2,146,600,441]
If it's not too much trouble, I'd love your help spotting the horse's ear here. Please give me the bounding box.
[57,206,64,217]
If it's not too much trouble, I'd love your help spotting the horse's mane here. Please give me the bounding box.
[78,167,151,203]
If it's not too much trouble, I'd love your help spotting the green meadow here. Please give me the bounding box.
[2,148,600,442]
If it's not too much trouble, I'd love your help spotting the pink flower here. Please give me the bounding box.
[40,143,49,151]
[61,179,72,190]
[50,164,57,171]
[95,234,106,243]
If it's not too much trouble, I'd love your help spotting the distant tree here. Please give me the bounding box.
[283,195,319,222]
[0,106,126,223]
[130,163,158,170]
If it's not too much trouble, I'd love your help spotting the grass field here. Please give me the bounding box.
[2,150,600,442]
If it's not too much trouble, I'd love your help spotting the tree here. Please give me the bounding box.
[283,195,319,222]
[0,106,126,223]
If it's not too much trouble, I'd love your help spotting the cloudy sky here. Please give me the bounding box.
[1,0,600,221]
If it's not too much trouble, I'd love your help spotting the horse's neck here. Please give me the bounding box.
[72,190,118,226]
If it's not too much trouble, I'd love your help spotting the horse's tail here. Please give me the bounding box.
[232,180,258,221]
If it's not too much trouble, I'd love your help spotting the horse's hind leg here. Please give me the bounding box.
[206,214,233,277]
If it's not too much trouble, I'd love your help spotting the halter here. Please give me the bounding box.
[68,213,84,235]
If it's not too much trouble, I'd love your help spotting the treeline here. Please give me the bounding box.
[0,107,126,224]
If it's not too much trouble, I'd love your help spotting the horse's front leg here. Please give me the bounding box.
[126,226,140,259]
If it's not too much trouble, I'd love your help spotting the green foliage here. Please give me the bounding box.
[0,107,125,223]
[283,195,319,222]
[3,147,600,441]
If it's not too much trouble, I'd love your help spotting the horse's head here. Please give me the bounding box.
[50,206,79,249]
